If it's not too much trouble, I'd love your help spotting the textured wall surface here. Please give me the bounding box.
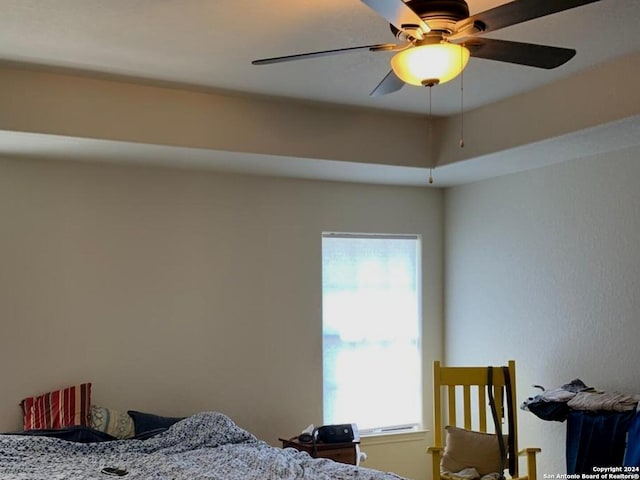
[444,144,640,474]
[0,156,443,479]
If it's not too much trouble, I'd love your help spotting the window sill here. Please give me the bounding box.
[359,429,429,446]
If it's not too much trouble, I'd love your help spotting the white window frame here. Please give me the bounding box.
[321,232,423,435]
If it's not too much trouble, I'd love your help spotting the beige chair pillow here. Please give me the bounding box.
[441,425,507,476]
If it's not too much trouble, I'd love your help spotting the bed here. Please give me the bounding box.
[0,411,406,479]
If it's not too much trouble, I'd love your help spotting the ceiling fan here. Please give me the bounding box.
[252,0,600,96]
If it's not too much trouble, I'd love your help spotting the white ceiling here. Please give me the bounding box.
[2,0,638,114]
[0,0,639,185]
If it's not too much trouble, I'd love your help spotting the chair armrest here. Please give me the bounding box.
[518,447,541,455]
[518,447,541,480]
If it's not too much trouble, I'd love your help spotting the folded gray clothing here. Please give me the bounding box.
[561,379,593,393]
[567,391,640,412]
[522,378,594,411]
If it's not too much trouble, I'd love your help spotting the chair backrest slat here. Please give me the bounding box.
[463,385,472,430]
[478,385,487,432]
[494,384,504,425]
[447,385,457,426]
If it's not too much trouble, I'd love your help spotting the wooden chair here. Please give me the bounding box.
[427,360,540,480]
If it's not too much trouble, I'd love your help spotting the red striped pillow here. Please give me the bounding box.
[20,383,92,430]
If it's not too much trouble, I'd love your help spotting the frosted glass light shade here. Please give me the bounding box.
[391,43,470,86]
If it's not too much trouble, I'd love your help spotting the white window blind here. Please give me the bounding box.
[322,233,422,434]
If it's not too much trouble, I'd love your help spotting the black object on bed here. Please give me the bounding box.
[6,425,117,443]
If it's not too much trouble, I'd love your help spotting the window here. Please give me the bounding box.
[322,233,422,434]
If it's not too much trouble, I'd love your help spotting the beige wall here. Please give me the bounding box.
[0,156,443,480]
[0,66,430,169]
[3,56,639,175]
[444,145,640,474]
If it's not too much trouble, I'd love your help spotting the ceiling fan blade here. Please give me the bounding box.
[455,0,600,37]
[252,43,398,65]
[370,70,405,97]
[361,0,430,36]
[466,38,576,69]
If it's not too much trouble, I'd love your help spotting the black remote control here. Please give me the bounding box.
[101,467,128,476]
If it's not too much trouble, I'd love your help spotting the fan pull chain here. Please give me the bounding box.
[428,85,434,184]
[460,44,465,148]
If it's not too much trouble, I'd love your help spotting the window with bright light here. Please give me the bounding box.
[322,233,422,434]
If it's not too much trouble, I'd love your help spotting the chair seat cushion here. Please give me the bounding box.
[441,425,507,476]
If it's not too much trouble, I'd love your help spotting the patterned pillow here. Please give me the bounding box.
[20,383,92,430]
[90,405,135,439]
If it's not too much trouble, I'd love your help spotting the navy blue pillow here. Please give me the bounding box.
[8,426,116,443]
[127,411,184,439]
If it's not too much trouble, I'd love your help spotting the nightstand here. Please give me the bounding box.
[279,436,359,465]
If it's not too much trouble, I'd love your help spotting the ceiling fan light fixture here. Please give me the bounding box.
[391,42,470,87]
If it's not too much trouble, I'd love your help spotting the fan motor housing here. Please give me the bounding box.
[390,0,470,36]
